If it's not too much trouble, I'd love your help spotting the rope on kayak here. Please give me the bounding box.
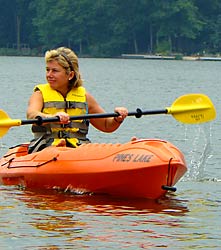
[4,157,57,169]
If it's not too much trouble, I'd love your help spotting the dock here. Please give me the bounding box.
[121,54,221,61]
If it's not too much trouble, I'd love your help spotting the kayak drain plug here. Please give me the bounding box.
[162,185,177,192]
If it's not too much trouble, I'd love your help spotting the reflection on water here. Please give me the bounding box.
[1,184,220,249]
[1,187,189,216]
[0,171,220,249]
[0,186,189,249]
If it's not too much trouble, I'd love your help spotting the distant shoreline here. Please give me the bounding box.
[1,52,221,61]
[121,54,221,61]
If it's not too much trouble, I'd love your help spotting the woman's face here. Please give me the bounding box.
[46,60,73,93]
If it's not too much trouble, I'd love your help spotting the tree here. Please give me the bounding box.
[148,0,204,54]
[1,0,221,56]
[194,0,221,54]
[0,0,17,47]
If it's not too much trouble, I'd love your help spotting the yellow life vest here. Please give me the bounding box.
[31,83,90,147]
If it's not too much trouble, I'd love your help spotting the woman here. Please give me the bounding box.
[27,47,128,151]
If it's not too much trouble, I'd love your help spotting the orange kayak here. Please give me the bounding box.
[0,139,187,199]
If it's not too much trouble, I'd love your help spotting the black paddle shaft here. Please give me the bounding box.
[20,108,168,126]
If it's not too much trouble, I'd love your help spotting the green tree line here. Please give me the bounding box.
[0,0,220,57]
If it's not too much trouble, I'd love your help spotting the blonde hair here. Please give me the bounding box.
[45,47,83,88]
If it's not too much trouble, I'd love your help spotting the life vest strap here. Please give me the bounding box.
[52,130,88,140]
[44,101,87,109]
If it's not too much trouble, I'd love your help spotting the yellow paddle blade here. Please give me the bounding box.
[0,109,10,138]
[167,93,216,124]
[0,109,22,137]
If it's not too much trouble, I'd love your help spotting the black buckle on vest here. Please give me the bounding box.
[58,131,63,138]
[58,130,68,138]
[66,101,76,109]
[58,130,70,139]
[66,101,70,109]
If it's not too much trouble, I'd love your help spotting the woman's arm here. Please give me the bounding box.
[86,92,128,133]
[26,91,45,119]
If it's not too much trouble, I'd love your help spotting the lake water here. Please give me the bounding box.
[0,56,220,249]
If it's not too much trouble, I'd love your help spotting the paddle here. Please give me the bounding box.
[0,93,216,138]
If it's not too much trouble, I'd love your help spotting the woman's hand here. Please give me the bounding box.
[114,107,128,124]
[55,112,70,124]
